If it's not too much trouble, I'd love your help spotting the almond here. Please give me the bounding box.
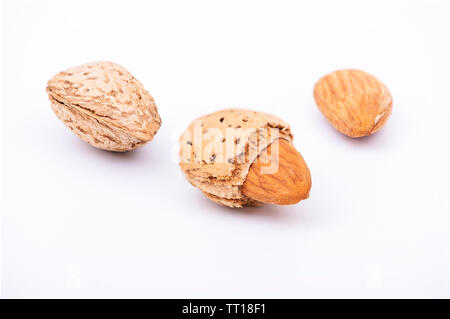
[241,139,311,205]
[313,69,393,137]
[46,61,161,151]
[179,109,311,208]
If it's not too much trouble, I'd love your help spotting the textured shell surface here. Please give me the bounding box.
[313,69,393,137]
[47,61,161,151]
[179,108,293,208]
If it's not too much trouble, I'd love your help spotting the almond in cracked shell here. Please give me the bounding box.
[179,109,312,208]
[46,61,162,151]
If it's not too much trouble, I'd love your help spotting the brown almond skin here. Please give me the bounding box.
[241,139,311,205]
[313,69,393,138]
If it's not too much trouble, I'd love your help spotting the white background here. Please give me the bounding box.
[1,0,449,298]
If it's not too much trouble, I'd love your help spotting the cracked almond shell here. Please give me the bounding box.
[178,109,311,208]
[313,69,393,137]
[46,61,161,151]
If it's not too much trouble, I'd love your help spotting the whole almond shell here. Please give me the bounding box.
[313,69,393,137]
[46,61,162,151]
